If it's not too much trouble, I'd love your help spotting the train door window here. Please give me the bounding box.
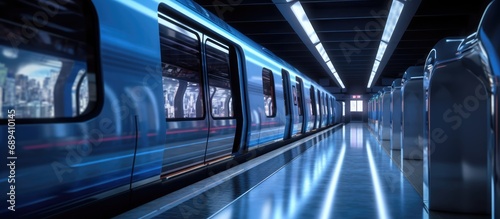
[320,92,326,116]
[309,86,316,116]
[206,39,234,118]
[292,85,298,105]
[323,94,327,115]
[317,90,322,115]
[296,77,303,116]
[326,95,330,116]
[281,69,291,116]
[324,95,328,115]
[330,97,334,116]
[159,17,204,119]
[329,97,332,115]
[0,0,98,119]
[262,68,276,117]
[228,97,233,117]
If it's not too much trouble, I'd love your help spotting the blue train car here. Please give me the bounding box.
[0,0,338,217]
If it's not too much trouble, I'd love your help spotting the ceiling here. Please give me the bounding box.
[192,0,490,95]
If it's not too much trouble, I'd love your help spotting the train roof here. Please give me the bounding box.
[172,0,305,81]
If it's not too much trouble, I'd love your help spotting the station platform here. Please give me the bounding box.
[114,123,480,219]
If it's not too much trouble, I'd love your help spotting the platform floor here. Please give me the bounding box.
[116,123,448,218]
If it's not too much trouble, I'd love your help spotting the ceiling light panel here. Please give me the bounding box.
[381,0,404,42]
[375,42,387,61]
[291,2,320,44]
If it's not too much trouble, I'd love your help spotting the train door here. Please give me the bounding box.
[326,95,330,125]
[295,76,305,135]
[203,38,240,162]
[158,17,209,177]
[326,96,330,125]
[317,90,322,128]
[282,69,293,139]
[322,92,327,127]
[330,97,335,125]
[309,86,317,130]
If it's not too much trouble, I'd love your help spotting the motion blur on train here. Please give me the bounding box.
[0,0,343,217]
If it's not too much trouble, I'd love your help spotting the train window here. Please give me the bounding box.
[159,17,204,119]
[317,90,321,116]
[330,97,334,116]
[0,0,98,119]
[206,39,234,118]
[309,86,316,116]
[228,97,233,117]
[262,68,276,117]
[323,93,327,116]
[326,95,329,116]
[328,97,331,115]
[296,77,303,116]
[292,85,298,105]
[324,95,328,115]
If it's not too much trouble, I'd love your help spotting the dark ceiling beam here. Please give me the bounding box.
[230,23,385,35]
[304,4,389,20]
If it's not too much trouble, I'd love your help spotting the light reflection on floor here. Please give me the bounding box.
[210,123,424,219]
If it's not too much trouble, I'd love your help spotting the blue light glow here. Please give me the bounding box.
[366,141,390,219]
[320,143,346,219]
[382,0,404,42]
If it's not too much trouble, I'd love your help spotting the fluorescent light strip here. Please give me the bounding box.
[375,41,387,61]
[367,71,376,88]
[326,61,335,72]
[291,2,320,45]
[381,0,404,42]
[372,60,380,73]
[290,1,345,89]
[367,79,374,89]
[316,43,330,62]
[333,73,345,88]
[367,0,404,88]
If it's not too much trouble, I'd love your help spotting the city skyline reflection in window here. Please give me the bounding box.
[0,47,89,118]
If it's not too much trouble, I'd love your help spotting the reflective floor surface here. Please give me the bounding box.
[118,123,432,219]
[210,123,424,219]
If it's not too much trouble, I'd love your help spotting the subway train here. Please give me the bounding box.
[0,0,343,217]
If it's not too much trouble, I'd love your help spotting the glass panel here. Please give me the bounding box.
[211,87,232,117]
[159,18,203,119]
[324,95,328,116]
[350,100,363,112]
[0,0,95,119]
[206,39,234,118]
[317,90,321,116]
[350,100,357,112]
[309,86,315,116]
[228,97,233,117]
[76,73,89,115]
[357,100,363,112]
[163,78,179,118]
[296,77,303,116]
[183,83,201,118]
[292,85,298,106]
[262,68,276,117]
